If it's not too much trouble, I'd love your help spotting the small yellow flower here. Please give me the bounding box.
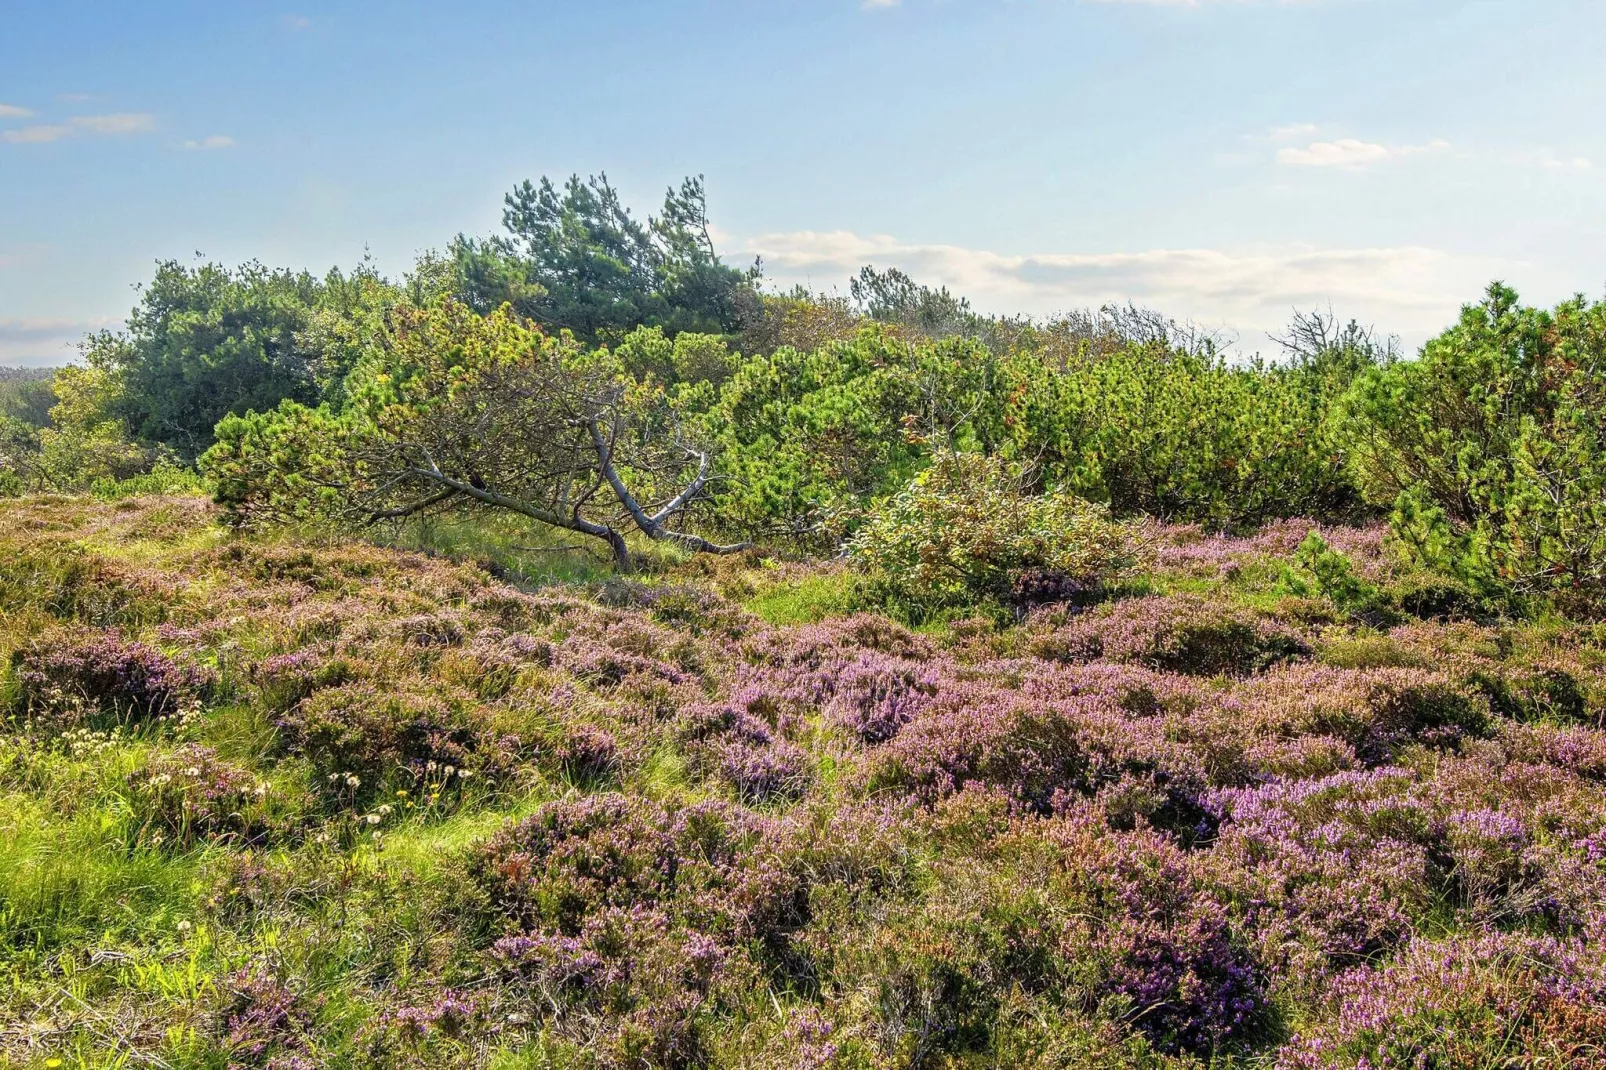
[45,1059,63,1069]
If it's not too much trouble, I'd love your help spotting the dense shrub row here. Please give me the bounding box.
[12,244,1606,612]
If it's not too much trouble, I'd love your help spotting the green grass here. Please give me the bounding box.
[374,511,699,589]
[745,571,862,626]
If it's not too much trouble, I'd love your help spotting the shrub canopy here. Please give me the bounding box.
[1341,284,1606,607]
[849,451,1144,617]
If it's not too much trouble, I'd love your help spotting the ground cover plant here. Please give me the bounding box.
[2,493,1606,1068]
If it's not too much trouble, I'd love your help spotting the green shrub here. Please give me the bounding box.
[996,342,1369,530]
[848,452,1143,618]
[1341,284,1606,612]
[1278,532,1390,621]
[697,326,988,544]
[89,458,203,500]
[700,321,1373,543]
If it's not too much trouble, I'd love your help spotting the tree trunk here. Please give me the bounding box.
[603,527,634,572]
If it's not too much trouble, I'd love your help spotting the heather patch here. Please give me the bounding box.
[1029,594,1310,677]
[126,743,303,849]
[5,497,1606,1067]
[279,680,514,807]
[9,627,212,733]
[1277,932,1606,1069]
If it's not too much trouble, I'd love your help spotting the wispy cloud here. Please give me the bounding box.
[2,112,157,146]
[0,317,112,367]
[0,104,33,119]
[746,229,1502,350]
[70,112,156,135]
[862,0,901,8]
[1520,151,1592,171]
[182,134,236,150]
[1277,137,1449,169]
[1266,122,1318,140]
[284,14,312,29]
[1,125,73,144]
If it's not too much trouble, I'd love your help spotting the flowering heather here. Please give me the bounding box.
[1152,520,1390,583]
[556,721,621,782]
[221,966,319,1067]
[10,627,211,731]
[1276,932,1606,1069]
[280,680,513,804]
[1206,768,1443,990]
[556,632,692,688]
[249,645,352,711]
[717,736,811,802]
[1028,594,1310,676]
[733,627,939,743]
[1227,662,1488,765]
[7,497,1606,1068]
[867,684,1092,812]
[1043,816,1263,1052]
[127,743,292,848]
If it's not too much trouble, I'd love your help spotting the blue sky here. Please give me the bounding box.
[2,0,1602,364]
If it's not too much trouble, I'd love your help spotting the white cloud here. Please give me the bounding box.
[1,124,73,144]
[182,134,236,150]
[2,112,157,146]
[70,112,156,135]
[0,104,32,119]
[745,229,1504,351]
[0,317,110,367]
[284,14,312,29]
[1267,122,1318,140]
[1277,137,1448,169]
[863,0,901,7]
[1527,152,1592,171]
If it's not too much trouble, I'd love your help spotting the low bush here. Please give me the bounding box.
[1277,531,1391,622]
[9,628,211,732]
[1342,284,1606,612]
[849,452,1143,619]
[1277,932,1606,1069]
[125,744,300,849]
[279,681,512,807]
[997,341,1372,530]
[1030,594,1310,677]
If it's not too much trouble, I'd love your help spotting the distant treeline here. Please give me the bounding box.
[5,173,1606,611]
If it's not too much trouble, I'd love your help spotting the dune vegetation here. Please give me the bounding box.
[4,175,1606,1068]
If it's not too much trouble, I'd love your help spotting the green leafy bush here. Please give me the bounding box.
[1341,284,1606,612]
[1278,532,1390,621]
[74,259,396,457]
[996,343,1368,530]
[848,452,1143,617]
[696,325,998,544]
[697,311,1375,544]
